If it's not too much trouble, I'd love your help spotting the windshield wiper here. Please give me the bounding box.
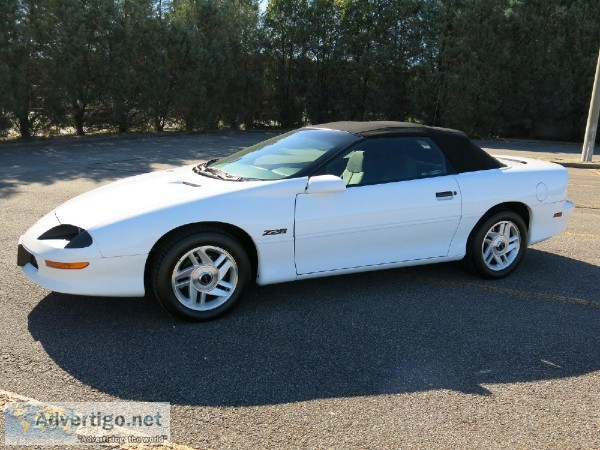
[193,159,244,181]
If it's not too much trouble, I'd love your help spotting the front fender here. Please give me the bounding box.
[89,177,308,285]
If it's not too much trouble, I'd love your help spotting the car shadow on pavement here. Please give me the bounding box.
[28,249,600,407]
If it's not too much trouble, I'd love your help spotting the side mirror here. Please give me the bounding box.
[305,175,346,194]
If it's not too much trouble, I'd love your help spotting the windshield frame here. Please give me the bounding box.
[202,128,361,182]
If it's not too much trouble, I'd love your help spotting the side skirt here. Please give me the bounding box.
[294,254,465,282]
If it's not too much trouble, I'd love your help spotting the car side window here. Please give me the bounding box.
[323,137,449,186]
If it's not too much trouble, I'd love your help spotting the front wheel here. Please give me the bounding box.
[150,231,250,321]
[468,211,528,279]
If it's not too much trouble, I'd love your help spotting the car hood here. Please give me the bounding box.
[54,165,258,229]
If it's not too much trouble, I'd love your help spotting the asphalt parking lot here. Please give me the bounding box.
[1,132,599,448]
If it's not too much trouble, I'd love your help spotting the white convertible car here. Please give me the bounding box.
[18,122,574,320]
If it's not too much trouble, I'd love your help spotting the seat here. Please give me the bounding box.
[342,151,365,185]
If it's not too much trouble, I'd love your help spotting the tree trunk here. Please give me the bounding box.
[18,114,30,139]
[154,116,163,132]
[75,121,85,136]
[73,103,85,136]
[185,115,194,132]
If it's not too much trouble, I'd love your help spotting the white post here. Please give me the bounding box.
[581,48,600,162]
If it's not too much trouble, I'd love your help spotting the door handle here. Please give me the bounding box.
[436,191,455,199]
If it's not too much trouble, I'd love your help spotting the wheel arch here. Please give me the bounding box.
[144,221,259,292]
[467,201,531,247]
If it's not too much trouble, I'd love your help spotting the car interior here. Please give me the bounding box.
[326,137,447,186]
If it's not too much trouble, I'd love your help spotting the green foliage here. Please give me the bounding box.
[0,0,598,139]
[1,0,51,137]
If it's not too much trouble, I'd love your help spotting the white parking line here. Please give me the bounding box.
[575,203,600,210]
[409,276,600,309]
[564,231,600,239]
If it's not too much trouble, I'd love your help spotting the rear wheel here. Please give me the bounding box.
[468,211,527,279]
[150,231,250,321]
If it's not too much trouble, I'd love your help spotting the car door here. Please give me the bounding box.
[294,136,462,275]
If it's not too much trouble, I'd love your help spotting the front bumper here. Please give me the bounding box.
[17,243,38,268]
[18,212,147,297]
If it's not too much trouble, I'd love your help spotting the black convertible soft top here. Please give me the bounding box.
[306,121,503,173]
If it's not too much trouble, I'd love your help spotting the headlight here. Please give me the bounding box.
[38,224,93,249]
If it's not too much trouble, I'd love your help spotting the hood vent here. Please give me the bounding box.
[169,180,202,188]
[182,181,202,187]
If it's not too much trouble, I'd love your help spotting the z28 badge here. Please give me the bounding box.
[262,228,287,236]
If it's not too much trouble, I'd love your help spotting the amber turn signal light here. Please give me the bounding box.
[553,212,563,218]
[45,260,89,270]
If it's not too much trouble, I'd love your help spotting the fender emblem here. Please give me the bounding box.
[263,228,287,236]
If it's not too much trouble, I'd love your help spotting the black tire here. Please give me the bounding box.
[467,210,528,279]
[150,230,250,321]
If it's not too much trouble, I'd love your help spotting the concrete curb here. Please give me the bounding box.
[547,160,600,169]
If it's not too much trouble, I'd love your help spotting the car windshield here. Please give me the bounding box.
[207,129,359,181]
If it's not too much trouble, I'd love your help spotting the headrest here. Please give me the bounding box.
[346,151,364,173]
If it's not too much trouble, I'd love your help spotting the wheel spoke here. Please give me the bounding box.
[188,253,200,267]
[174,266,195,281]
[218,260,233,280]
[213,253,226,268]
[199,292,206,307]
[217,280,234,290]
[188,281,198,303]
[196,248,213,265]
[505,243,518,253]
[484,249,494,264]
[175,280,188,289]
[208,287,230,297]
[496,225,504,234]
[485,231,498,242]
